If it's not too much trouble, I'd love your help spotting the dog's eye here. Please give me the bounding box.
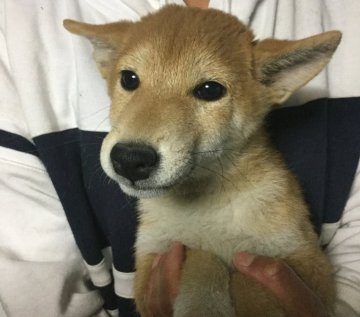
[120,70,140,91]
[193,81,226,101]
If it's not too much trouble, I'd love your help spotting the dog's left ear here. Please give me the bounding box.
[253,31,341,105]
[64,19,133,79]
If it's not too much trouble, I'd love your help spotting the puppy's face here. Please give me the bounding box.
[99,8,260,198]
[64,5,341,198]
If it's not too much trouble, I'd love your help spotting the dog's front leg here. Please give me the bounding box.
[174,249,235,317]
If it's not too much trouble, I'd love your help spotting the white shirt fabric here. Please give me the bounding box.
[0,0,359,316]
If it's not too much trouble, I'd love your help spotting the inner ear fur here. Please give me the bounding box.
[253,31,342,105]
[63,19,133,78]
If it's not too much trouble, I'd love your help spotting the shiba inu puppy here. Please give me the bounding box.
[64,5,341,316]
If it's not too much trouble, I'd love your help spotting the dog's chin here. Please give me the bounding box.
[119,183,169,199]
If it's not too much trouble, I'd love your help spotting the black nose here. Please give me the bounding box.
[110,142,159,183]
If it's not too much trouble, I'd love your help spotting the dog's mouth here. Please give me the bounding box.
[100,139,195,198]
[115,163,195,198]
[102,138,226,198]
[118,182,172,198]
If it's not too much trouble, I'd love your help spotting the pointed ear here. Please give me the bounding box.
[253,31,341,104]
[63,19,133,78]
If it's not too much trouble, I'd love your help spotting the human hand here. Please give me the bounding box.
[233,252,328,317]
[144,247,327,317]
[183,0,209,9]
[144,242,185,317]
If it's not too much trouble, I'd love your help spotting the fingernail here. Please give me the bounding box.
[264,260,282,277]
[171,241,182,249]
[152,255,161,269]
[234,252,256,267]
[168,241,184,255]
[265,265,278,277]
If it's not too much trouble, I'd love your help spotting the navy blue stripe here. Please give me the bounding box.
[267,99,328,232]
[33,128,138,315]
[97,280,118,311]
[116,296,139,317]
[0,129,39,156]
[267,97,360,232]
[32,128,138,271]
[80,131,138,273]
[325,98,360,223]
[33,128,107,265]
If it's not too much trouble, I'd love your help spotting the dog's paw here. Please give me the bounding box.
[173,249,236,317]
[173,289,236,317]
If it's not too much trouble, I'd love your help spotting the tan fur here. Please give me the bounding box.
[64,5,341,316]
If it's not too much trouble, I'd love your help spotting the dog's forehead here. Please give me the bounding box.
[119,6,254,77]
[141,6,251,53]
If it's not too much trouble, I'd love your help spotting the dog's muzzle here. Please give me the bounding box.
[110,142,159,183]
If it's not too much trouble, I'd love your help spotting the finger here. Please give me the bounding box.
[234,252,323,316]
[162,242,186,304]
[144,243,185,316]
[183,0,210,9]
[145,255,172,317]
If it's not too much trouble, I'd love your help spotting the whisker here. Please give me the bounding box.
[79,105,110,121]
[223,152,237,169]
[94,115,110,131]
[191,148,237,155]
[194,163,239,191]
[217,157,226,193]
[223,152,256,190]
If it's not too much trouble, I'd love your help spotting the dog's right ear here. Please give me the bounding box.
[63,20,133,79]
[253,31,341,105]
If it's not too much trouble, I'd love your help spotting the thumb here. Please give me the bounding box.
[233,252,325,316]
[234,252,295,293]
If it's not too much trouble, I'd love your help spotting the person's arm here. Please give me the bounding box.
[323,160,360,317]
[0,3,104,316]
